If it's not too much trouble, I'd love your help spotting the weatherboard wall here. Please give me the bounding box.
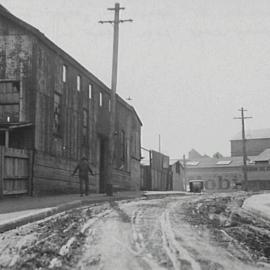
[0,8,142,195]
[31,29,141,194]
[231,138,270,157]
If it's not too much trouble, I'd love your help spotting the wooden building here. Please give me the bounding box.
[140,150,171,191]
[0,5,142,196]
[183,156,244,191]
[183,148,270,192]
[231,129,270,157]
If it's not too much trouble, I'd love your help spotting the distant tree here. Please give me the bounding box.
[213,152,224,159]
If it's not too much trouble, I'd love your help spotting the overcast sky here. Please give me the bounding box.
[2,0,270,158]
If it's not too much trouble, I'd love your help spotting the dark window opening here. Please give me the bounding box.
[120,130,126,162]
[0,81,20,122]
[82,109,88,145]
[53,92,61,136]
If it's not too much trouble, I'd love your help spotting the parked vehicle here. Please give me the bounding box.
[188,180,205,193]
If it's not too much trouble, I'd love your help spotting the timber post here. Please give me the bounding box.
[99,3,133,196]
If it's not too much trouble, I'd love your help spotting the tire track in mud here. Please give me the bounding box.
[131,208,146,255]
[78,198,202,270]
[4,195,266,270]
[128,198,238,270]
[160,207,201,270]
[130,207,166,270]
[95,202,165,270]
[128,201,172,269]
[126,198,202,269]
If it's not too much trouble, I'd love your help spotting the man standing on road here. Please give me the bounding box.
[72,155,94,196]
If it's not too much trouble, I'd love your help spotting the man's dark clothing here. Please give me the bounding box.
[72,158,93,196]
[80,177,89,196]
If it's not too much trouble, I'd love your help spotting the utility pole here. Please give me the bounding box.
[234,107,252,191]
[183,154,187,190]
[99,3,133,196]
[158,134,161,152]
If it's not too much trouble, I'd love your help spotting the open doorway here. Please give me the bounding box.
[97,136,107,193]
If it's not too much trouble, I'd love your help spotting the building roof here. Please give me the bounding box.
[0,4,142,126]
[232,128,270,140]
[181,155,257,169]
[188,149,202,159]
[116,96,143,126]
[0,4,10,13]
[0,122,33,130]
[254,148,270,162]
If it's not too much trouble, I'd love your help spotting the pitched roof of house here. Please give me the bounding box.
[254,148,270,162]
[188,149,202,159]
[232,129,270,140]
[181,155,257,169]
[0,4,142,126]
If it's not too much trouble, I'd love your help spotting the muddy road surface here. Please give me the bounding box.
[0,193,270,270]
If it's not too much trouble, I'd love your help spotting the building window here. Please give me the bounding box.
[120,130,126,162]
[77,75,81,91]
[82,109,88,145]
[132,131,140,160]
[88,84,92,99]
[108,99,111,111]
[62,65,67,82]
[99,92,103,106]
[0,81,20,122]
[53,93,61,135]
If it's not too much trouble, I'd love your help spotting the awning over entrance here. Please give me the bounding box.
[0,122,32,131]
[0,122,33,148]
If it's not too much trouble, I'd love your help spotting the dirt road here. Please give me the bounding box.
[0,193,270,269]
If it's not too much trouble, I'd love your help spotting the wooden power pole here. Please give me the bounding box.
[234,107,252,191]
[158,134,161,152]
[183,154,187,190]
[99,3,132,196]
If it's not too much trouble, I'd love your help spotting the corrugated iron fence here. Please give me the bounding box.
[140,150,172,191]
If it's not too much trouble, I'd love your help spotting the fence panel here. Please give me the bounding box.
[0,147,31,195]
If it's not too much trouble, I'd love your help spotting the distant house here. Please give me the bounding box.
[254,149,270,164]
[183,147,270,191]
[183,154,244,191]
[188,149,202,159]
[231,129,270,157]
[0,5,142,196]
[247,149,270,190]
